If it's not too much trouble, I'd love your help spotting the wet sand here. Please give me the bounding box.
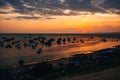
[65,67,120,80]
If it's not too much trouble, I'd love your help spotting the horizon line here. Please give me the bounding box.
[0,32,120,35]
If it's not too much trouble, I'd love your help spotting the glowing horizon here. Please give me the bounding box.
[0,0,120,33]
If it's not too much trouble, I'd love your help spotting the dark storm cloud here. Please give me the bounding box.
[15,16,55,20]
[64,0,102,12]
[101,0,120,9]
[0,11,9,14]
[0,0,120,18]
[15,16,41,19]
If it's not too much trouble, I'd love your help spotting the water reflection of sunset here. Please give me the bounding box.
[0,1,120,80]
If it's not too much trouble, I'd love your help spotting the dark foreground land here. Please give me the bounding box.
[0,45,120,80]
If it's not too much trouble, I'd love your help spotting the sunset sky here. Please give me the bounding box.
[0,0,120,33]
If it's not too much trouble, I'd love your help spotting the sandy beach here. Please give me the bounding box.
[65,67,120,80]
[0,0,120,79]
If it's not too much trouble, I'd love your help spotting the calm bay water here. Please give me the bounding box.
[0,33,120,67]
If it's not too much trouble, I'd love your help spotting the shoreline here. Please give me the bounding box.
[0,41,100,69]
[0,41,120,68]
[0,45,120,80]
